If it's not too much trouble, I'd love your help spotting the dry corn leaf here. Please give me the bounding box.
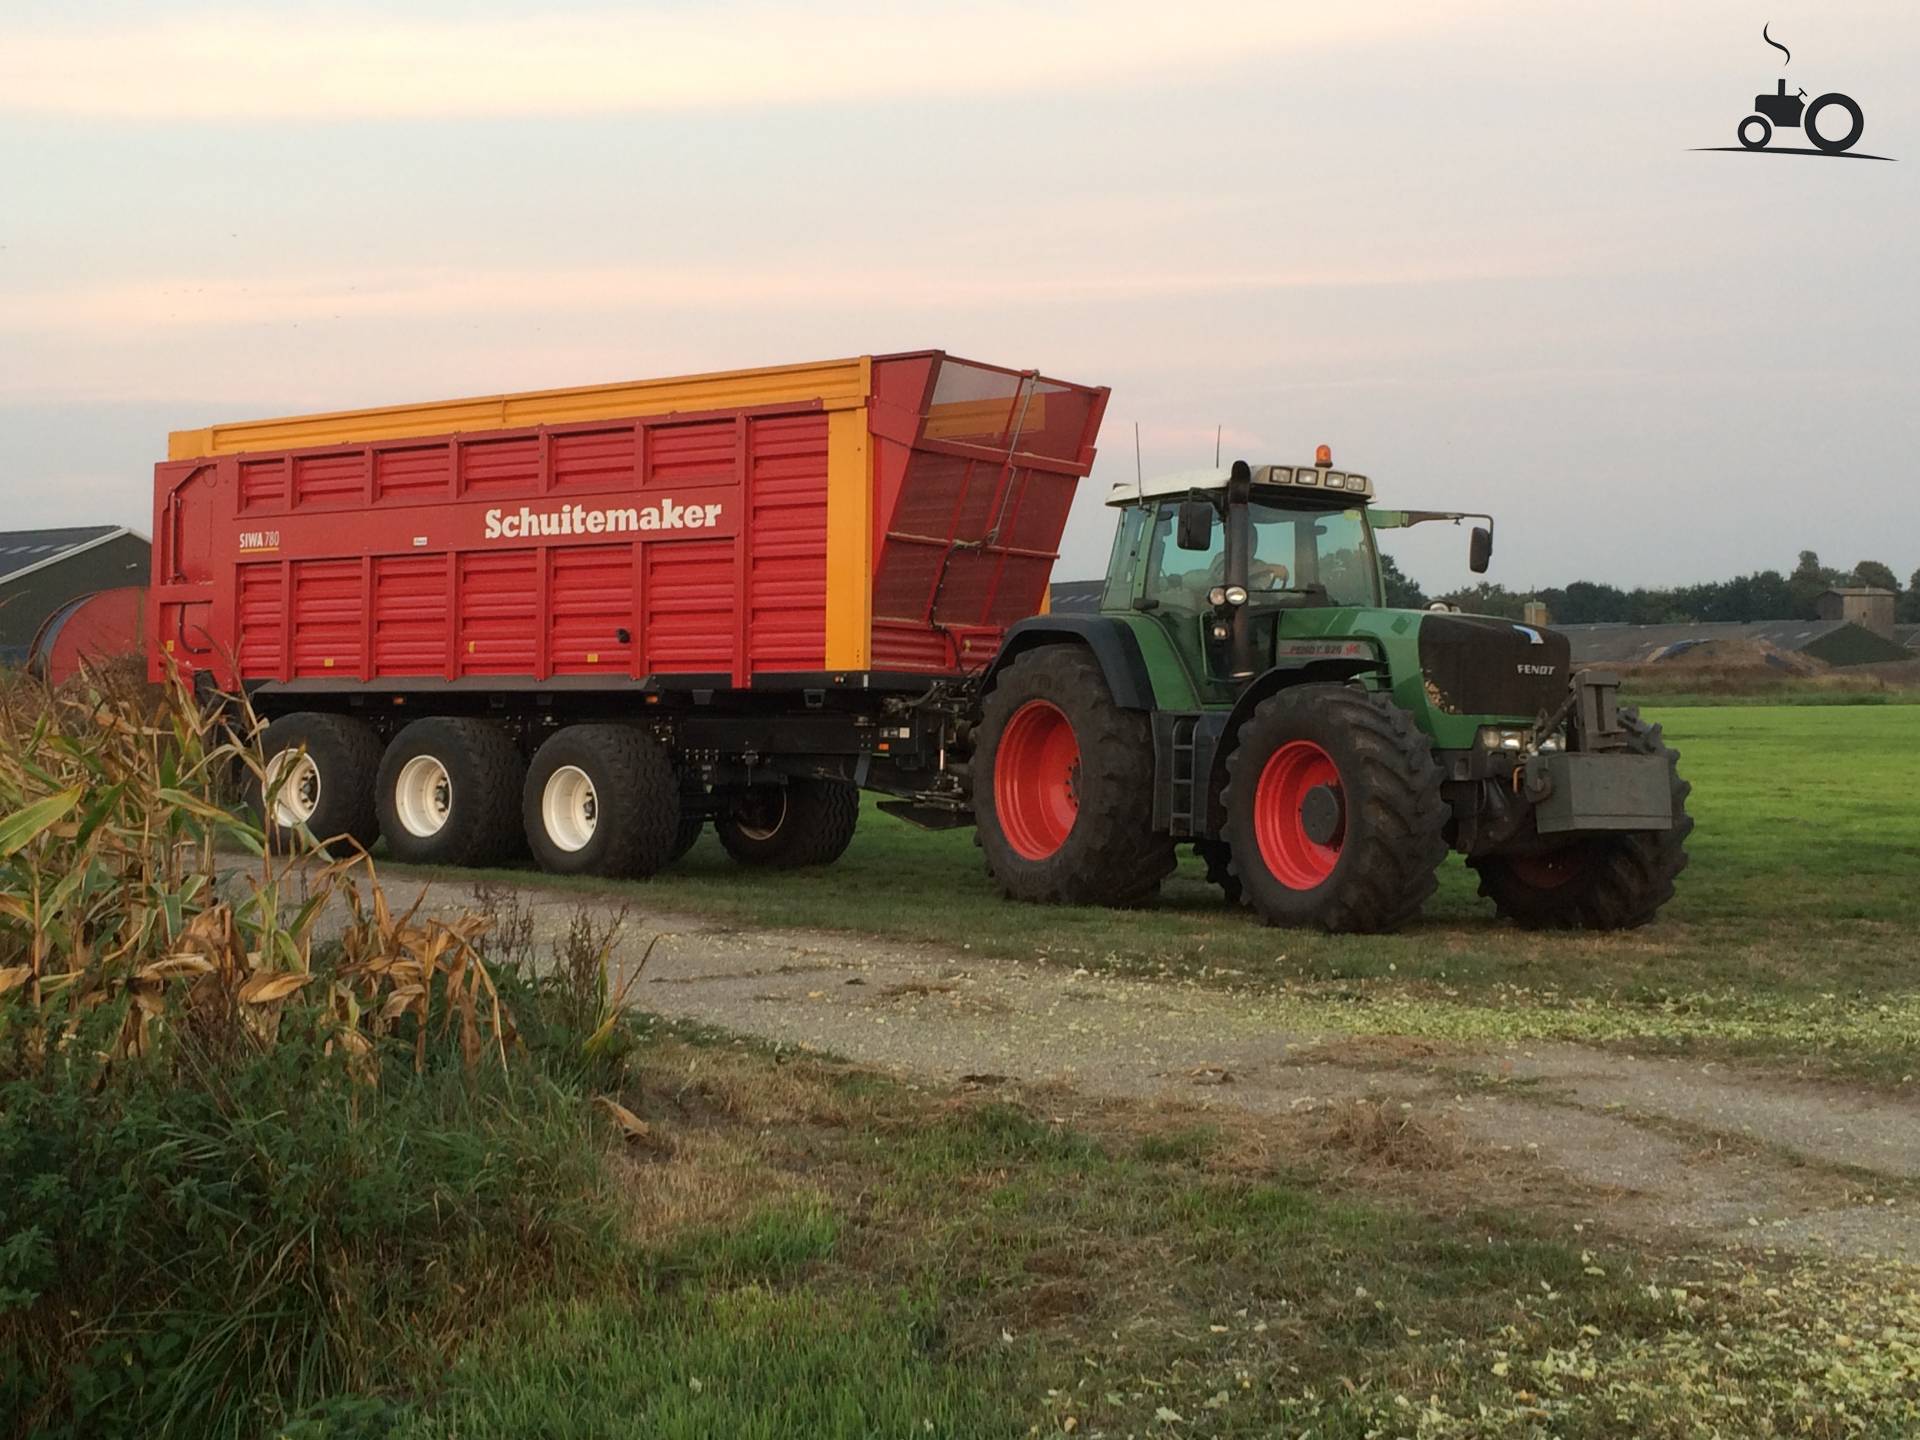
[0,964,32,997]
[136,954,217,981]
[594,1096,651,1140]
[379,986,425,1021]
[238,971,315,1004]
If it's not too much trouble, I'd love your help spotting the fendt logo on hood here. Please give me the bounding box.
[1517,663,1557,677]
[483,498,723,540]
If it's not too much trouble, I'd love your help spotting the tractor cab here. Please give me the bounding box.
[1099,450,1490,702]
[1101,457,1381,700]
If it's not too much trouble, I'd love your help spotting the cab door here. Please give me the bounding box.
[1133,501,1235,702]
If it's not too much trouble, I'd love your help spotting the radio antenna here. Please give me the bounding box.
[1134,421,1144,501]
[1214,424,1222,467]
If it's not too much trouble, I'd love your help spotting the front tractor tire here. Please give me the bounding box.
[714,777,859,869]
[975,646,1174,907]
[1222,685,1447,934]
[1469,713,1692,930]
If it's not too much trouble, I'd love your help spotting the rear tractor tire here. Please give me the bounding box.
[974,646,1174,906]
[1469,712,1692,930]
[376,718,526,867]
[1221,685,1447,933]
[524,725,681,878]
[1194,839,1242,905]
[714,777,859,868]
[256,712,384,856]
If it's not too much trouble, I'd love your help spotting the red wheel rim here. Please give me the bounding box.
[995,699,1079,860]
[1253,740,1343,889]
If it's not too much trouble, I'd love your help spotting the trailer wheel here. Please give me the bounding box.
[1470,713,1692,930]
[1222,685,1447,933]
[376,718,525,867]
[256,712,383,856]
[714,777,859,868]
[524,725,680,878]
[975,646,1174,906]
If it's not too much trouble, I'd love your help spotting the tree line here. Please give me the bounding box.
[1378,551,1920,626]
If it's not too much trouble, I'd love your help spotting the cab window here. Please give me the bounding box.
[1142,502,1221,612]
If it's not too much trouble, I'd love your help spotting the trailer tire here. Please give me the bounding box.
[975,645,1174,906]
[1469,713,1692,930]
[376,718,525,867]
[525,725,680,878]
[1222,685,1447,933]
[715,777,859,868]
[255,712,383,856]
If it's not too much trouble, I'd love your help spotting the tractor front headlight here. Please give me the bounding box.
[1224,584,1249,606]
[1478,726,1531,751]
[1208,585,1227,606]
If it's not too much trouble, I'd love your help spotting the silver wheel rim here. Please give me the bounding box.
[735,789,787,842]
[542,765,598,852]
[394,754,454,838]
[264,749,321,828]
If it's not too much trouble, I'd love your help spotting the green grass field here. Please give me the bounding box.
[434,705,1920,1083]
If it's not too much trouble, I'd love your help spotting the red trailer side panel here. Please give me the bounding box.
[151,353,1107,694]
[157,406,811,691]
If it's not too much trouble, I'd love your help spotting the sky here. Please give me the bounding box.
[2,0,1917,593]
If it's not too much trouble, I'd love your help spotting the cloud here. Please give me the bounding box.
[0,247,1577,343]
[0,2,1498,119]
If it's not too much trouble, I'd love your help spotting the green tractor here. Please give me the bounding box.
[970,452,1691,932]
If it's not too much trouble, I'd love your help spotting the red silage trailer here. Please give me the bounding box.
[150,351,1109,876]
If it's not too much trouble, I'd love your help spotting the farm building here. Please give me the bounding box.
[0,527,151,668]
[1816,586,1897,639]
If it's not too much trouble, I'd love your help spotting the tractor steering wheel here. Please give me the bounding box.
[1207,552,1290,591]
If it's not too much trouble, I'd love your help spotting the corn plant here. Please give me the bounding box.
[0,667,512,1081]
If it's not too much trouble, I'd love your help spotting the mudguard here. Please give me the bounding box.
[982,616,1156,710]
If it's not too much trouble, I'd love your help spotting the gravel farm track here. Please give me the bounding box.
[339,870,1920,1264]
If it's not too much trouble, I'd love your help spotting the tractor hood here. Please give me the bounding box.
[1415,613,1570,720]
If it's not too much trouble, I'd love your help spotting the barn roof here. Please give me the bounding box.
[1553,620,1852,664]
[0,527,133,585]
[1557,619,1910,668]
[1048,579,1105,615]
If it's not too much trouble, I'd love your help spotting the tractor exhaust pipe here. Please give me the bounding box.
[1224,460,1257,682]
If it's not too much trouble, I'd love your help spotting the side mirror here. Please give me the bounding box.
[1469,525,1493,574]
[1176,499,1215,552]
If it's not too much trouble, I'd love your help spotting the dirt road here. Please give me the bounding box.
[365,873,1920,1260]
